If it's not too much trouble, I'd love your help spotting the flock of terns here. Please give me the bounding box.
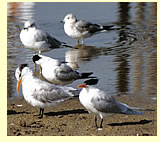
[14,13,144,130]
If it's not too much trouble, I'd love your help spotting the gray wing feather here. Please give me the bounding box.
[91,94,122,113]
[55,63,79,81]
[32,81,72,103]
[91,94,144,115]
[76,20,102,33]
[34,30,61,48]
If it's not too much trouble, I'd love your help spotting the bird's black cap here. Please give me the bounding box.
[19,64,28,71]
[32,55,41,63]
[84,78,99,85]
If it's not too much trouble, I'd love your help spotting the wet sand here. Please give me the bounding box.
[7,95,157,136]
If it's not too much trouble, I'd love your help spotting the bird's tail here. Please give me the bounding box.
[123,107,144,115]
[79,72,94,79]
[61,42,73,48]
[118,102,144,115]
[102,25,121,31]
[61,86,79,97]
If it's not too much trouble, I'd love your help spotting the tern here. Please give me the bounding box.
[15,64,77,118]
[20,20,72,54]
[61,13,114,44]
[77,79,144,130]
[32,54,94,85]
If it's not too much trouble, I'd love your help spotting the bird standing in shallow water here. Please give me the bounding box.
[77,79,144,130]
[15,64,77,118]
[61,13,114,45]
[20,20,72,72]
[20,20,72,54]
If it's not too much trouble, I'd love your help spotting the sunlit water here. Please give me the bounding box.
[7,2,157,106]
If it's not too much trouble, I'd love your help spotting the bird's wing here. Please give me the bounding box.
[91,91,144,115]
[34,29,61,48]
[45,32,62,47]
[91,91,122,113]
[55,63,79,81]
[32,80,74,103]
[75,20,102,33]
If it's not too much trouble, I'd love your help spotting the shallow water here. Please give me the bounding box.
[7,2,157,105]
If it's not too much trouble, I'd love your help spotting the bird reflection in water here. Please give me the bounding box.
[65,44,102,69]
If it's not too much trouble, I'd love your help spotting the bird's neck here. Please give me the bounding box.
[28,27,37,32]
[22,69,34,82]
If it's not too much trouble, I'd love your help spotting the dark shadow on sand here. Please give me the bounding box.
[7,110,30,115]
[45,109,88,116]
[108,119,152,126]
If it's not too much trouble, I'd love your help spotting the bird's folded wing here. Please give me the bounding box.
[76,20,102,33]
[91,95,122,113]
[45,32,62,47]
[32,84,72,103]
[55,64,79,81]
[34,30,46,42]
[34,30,61,48]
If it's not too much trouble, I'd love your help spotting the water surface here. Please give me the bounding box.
[7,2,157,107]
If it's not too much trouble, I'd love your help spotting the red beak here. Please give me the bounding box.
[77,83,88,88]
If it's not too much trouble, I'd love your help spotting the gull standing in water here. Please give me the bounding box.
[77,79,144,130]
[61,13,114,44]
[15,64,77,118]
[20,20,72,54]
[32,54,94,85]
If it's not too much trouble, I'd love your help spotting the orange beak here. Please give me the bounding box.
[16,78,22,95]
[77,83,88,88]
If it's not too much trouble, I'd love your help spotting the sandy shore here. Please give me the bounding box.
[7,95,157,136]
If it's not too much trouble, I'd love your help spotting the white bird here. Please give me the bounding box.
[77,79,144,130]
[32,54,94,85]
[20,20,72,54]
[61,13,114,44]
[15,64,77,118]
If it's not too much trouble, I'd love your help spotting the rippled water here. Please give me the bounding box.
[7,2,157,105]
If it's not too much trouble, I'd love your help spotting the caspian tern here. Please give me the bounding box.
[15,64,77,118]
[32,54,94,85]
[20,20,72,54]
[77,79,144,130]
[61,13,114,44]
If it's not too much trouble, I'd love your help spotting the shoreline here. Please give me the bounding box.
[7,96,157,136]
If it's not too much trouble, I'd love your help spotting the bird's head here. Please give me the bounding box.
[15,64,28,95]
[23,20,37,30]
[32,54,42,65]
[77,78,99,88]
[62,13,77,24]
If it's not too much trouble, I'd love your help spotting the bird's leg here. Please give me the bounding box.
[99,118,103,129]
[94,115,98,128]
[41,108,44,118]
[38,108,44,119]
[34,108,42,117]
[34,63,37,72]
[77,39,80,45]
[39,65,42,74]
[38,108,42,116]
[81,38,84,45]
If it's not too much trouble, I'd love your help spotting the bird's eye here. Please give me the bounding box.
[67,17,70,19]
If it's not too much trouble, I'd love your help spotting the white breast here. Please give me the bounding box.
[64,23,82,39]
[20,29,35,48]
[79,88,98,114]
